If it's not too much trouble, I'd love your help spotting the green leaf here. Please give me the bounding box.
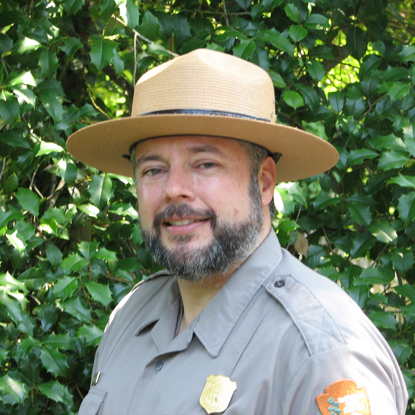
[139,11,159,40]
[40,347,69,377]
[16,187,41,216]
[348,204,372,227]
[86,281,113,307]
[368,221,397,244]
[388,340,412,365]
[377,151,409,170]
[234,0,251,9]
[285,3,300,22]
[52,277,78,300]
[44,333,74,350]
[0,375,28,404]
[399,45,415,62]
[46,243,63,267]
[112,48,124,74]
[350,233,375,258]
[304,14,330,29]
[346,26,367,59]
[358,267,395,285]
[386,82,411,102]
[0,97,20,125]
[36,141,64,156]
[39,90,63,123]
[89,174,114,209]
[14,37,41,54]
[259,29,294,56]
[368,311,397,331]
[64,37,83,56]
[38,380,73,405]
[283,90,304,110]
[295,83,320,111]
[39,48,59,78]
[12,84,37,106]
[5,230,26,254]
[347,149,378,166]
[391,251,415,274]
[306,60,325,82]
[269,71,287,88]
[233,39,256,60]
[61,253,88,272]
[328,91,344,113]
[5,71,37,87]
[64,0,85,14]
[90,39,115,71]
[78,203,100,217]
[395,284,415,302]
[60,297,92,323]
[77,325,104,346]
[0,272,27,293]
[387,174,415,188]
[397,192,415,225]
[93,247,118,261]
[288,25,308,42]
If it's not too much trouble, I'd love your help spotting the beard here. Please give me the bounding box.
[141,183,264,282]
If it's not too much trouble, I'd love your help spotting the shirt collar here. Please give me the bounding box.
[135,231,283,357]
[190,231,283,357]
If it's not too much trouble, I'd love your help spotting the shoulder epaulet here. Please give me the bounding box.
[131,269,173,292]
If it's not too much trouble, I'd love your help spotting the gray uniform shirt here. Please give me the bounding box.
[79,232,408,415]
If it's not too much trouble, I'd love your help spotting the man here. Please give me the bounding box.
[67,49,408,415]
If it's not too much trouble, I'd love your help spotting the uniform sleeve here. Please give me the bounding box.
[280,341,408,415]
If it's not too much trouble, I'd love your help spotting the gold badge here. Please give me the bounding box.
[200,374,237,414]
[316,379,371,415]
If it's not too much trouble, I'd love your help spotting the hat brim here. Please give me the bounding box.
[66,114,339,183]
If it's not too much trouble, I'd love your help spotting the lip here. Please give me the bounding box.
[163,217,210,235]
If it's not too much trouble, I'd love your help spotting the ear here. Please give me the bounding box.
[258,156,276,207]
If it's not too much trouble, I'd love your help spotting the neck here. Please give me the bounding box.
[176,221,271,334]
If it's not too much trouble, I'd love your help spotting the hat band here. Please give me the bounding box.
[139,109,270,122]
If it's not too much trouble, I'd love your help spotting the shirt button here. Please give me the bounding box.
[274,279,285,288]
[155,361,164,371]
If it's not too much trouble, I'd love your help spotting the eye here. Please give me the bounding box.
[198,162,217,169]
[143,167,163,176]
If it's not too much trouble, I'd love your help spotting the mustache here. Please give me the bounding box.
[153,204,217,229]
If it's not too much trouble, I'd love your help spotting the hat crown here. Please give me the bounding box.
[131,49,276,122]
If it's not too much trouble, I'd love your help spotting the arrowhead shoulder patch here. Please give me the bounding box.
[316,379,371,415]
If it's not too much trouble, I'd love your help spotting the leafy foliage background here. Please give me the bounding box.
[1,0,415,413]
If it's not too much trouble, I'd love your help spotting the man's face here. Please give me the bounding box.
[134,136,268,281]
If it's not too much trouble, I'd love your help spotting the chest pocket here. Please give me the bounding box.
[78,389,107,415]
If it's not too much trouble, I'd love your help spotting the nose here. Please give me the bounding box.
[164,166,195,203]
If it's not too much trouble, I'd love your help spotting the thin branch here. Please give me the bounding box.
[112,15,178,58]
[222,1,230,26]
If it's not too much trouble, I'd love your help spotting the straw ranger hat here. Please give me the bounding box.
[67,48,338,182]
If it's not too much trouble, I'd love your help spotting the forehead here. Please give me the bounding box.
[134,135,248,161]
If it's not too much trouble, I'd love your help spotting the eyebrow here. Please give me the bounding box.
[136,144,227,167]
